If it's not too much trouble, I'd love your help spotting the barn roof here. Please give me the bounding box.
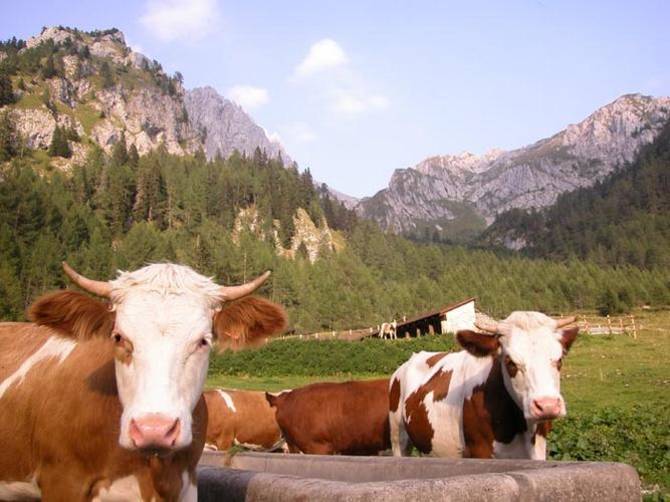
[396,297,476,329]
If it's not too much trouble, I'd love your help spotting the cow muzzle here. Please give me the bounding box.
[530,397,563,420]
[129,414,181,450]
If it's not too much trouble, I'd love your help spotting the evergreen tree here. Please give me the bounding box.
[48,126,71,158]
[0,70,14,105]
[100,61,114,89]
[112,133,128,166]
[0,111,18,161]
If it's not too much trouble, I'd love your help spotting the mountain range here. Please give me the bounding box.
[2,26,669,245]
[355,94,670,239]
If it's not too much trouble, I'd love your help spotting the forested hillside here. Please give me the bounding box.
[2,138,670,329]
[482,119,670,270]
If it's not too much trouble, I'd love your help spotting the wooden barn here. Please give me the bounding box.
[395,297,476,338]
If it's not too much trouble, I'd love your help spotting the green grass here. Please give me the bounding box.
[15,91,44,110]
[75,103,102,135]
[206,309,670,497]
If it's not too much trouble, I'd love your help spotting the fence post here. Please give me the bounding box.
[607,315,612,335]
[630,314,637,340]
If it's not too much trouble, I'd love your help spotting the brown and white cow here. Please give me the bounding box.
[0,262,286,501]
[389,312,578,460]
[266,379,390,455]
[203,389,284,452]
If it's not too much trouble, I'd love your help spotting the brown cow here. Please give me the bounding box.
[0,263,286,501]
[266,379,390,455]
[203,389,284,452]
[389,312,578,459]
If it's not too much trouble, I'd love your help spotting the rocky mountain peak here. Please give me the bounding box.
[356,94,670,236]
[184,86,290,163]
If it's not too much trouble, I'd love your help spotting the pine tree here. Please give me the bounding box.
[112,133,128,166]
[0,71,14,105]
[100,61,114,89]
[0,111,17,161]
[48,126,71,158]
[127,144,139,167]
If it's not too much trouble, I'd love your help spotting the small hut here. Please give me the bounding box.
[395,298,476,338]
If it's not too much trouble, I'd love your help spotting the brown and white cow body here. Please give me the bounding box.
[203,389,284,452]
[389,312,578,460]
[267,379,390,455]
[0,263,286,500]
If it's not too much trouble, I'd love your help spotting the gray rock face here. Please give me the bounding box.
[184,87,290,163]
[357,94,670,233]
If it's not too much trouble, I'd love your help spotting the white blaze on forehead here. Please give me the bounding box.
[109,264,221,450]
[217,390,237,412]
[0,336,76,399]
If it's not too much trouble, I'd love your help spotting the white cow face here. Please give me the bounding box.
[496,312,578,421]
[112,291,214,451]
[59,262,280,453]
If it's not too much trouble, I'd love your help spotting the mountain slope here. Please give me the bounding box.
[185,86,289,162]
[356,94,670,237]
[0,26,290,168]
[481,117,670,269]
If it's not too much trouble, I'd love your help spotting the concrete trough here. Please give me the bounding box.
[198,451,641,501]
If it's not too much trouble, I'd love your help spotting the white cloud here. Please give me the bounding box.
[284,123,317,143]
[140,0,220,43]
[267,131,283,145]
[228,85,270,110]
[294,39,349,78]
[331,91,389,115]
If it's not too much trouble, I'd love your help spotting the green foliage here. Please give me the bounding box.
[0,70,14,105]
[0,110,19,161]
[48,126,71,158]
[483,119,670,269]
[549,406,670,497]
[100,61,114,89]
[210,336,457,377]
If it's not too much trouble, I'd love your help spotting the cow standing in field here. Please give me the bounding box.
[203,389,284,452]
[378,320,397,340]
[0,262,286,501]
[266,379,390,455]
[389,312,578,460]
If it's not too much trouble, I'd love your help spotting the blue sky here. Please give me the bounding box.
[2,1,669,197]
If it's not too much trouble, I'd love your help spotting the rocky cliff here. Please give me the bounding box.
[0,26,291,168]
[356,94,670,235]
[185,86,289,162]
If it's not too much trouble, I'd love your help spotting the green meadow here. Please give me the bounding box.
[207,309,670,498]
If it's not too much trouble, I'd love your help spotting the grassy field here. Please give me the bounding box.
[206,309,670,498]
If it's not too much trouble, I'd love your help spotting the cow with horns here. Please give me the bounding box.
[0,262,286,501]
[389,312,578,460]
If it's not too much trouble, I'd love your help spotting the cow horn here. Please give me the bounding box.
[219,271,271,301]
[554,316,577,329]
[475,319,499,334]
[62,262,112,297]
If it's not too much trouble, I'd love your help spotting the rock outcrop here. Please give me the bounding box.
[185,86,290,162]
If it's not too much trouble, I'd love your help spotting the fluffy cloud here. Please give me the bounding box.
[332,92,389,115]
[294,39,349,78]
[228,85,270,110]
[140,0,220,43]
[284,122,317,143]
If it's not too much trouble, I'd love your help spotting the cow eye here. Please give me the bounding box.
[198,337,211,348]
[112,332,123,344]
[504,355,519,376]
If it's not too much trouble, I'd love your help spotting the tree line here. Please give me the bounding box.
[1,139,669,327]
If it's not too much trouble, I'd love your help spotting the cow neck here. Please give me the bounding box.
[482,356,527,441]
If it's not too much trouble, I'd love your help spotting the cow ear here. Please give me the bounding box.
[456,330,501,357]
[213,296,287,351]
[560,327,579,353]
[28,290,114,340]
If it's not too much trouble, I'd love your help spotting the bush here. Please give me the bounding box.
[549,405,670,497]
[210,336,458,377]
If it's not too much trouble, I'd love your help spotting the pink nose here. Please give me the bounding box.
[129,414,180,449]
[531,397,562,419]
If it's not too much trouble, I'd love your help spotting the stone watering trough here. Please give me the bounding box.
[197,451,641,501]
